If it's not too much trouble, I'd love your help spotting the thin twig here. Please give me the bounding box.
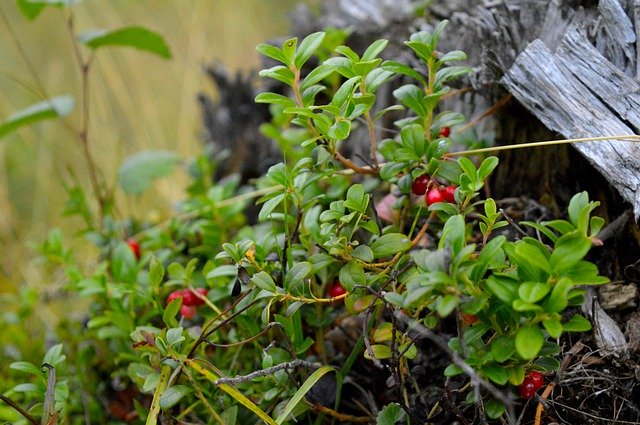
[0,395,40,425]
[363,304,384,369]
[215,359,320,385]
[500,208,528,238]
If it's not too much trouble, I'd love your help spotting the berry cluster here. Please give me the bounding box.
[411,175,458,206]
[166,288,209,319]
[519,371,545,399]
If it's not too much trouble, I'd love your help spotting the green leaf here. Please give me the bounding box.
[275,366,335,424]
[43,343,65,366]
[251,271,277,293]
[515,325,544,360]
[327,120,351,140]
[382,60,426,84]
[118,150,180,195]
[483,363,509,385]
[518,282,551,303]
[256,43,288,64]
[436,294,458,317]
[370,233,412,258]
[438,214,465,256]
[363,39,389,61]
[351,245,374,262]
[10,361,42,377]
[255,92,296,108]
[543,277,573,313]
[300,64,335,91]
[339,261,366,291]
[567,191,589,229]
[376,402,406,425]
[0,95,74,140]
[163,298,181,327]
[393,84,427,118]
[485,274,518,304]
[550,230,592,274]
[562,314,592,332]
[258,193,285,221]
[159,385,192,409]
[149,257,165,292]
[78,26,171,58]
[542,318,563,338]
[331,77,360,108]
[485,398,506,420]
[259,65,296,86]
[17,0,47,20]
[364,344,391,360]
[294,31,325,68]
[284,262,311,291]
[440,50,467,62]
[490,336,515,363]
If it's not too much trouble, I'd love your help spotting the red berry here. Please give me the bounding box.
[180,289,197,306]
[519,379,536,398]
[439,127,451,137]
[190,288,208,306]
[460,313,478,325]
[127,239,141,260]
[411,174,430,195]
[166,291,183,305]
[328,281,347,298]
[425,188,445,205]
[442,185,457,203]
[527,371,544,389]
[180,305,197,319]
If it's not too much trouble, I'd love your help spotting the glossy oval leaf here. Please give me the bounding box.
[78,26,171,58]
[159,385,192,409]
[515,325,544,360]
[0,95,74,140]
[370,233,412,258]
[118,150,180,195]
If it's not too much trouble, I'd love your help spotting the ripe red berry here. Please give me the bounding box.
[166,291,183,305]
[527,371,544,389]
[127,239,141,260]
[180,289,197,306]
[519,379,537,398]
[425,188,445,205]
[439,127,451,137]
[442,185,457,203]
[411,174,430,195]
[191,288,209,306]
[328,281,347,298]
[460,312,478,325]
[180,304,197,319]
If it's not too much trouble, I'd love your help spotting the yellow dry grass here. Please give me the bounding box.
[0,0,298,290]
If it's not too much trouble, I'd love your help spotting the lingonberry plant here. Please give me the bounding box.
[2,10,611,425]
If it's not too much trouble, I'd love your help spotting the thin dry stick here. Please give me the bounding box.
[215,359,320,385]
[311,404,372,423]
[0,395,39,425]
[452,134,640,156]
[457,93,513,134]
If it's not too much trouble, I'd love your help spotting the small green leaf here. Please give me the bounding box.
[562,314,592,332]
[284,262,311,291]
[515,325,544,360]
[339,261,365,291]
[251,271,277,293]
[518,282,550,303]
[370,233,412,258]
[0,95,74,140]
[543,277,572,313]
[364,344,391,360]
[10,361,42,377]
[118,150,180,195]
[163,298,181,327]
[17,0,46,20]
[78,26,171,58]
[550,231,592,274]
[542,318,563,338]
[255,92,296,108]
[486,274,518,304]
[43,343,65,367]
[436,294,458,317]
[438,214,465,255]
[327,120,351,140]
[256,43,288,64]
[490,336,515,363]
[149,257,165,292]
[483,363,509,385]
[485,398,506,419]
[258,193,286,221]
[440,50,467,62]
[444,364,463,376]
[376,402,406,425]
[159,385,192,409]
[393,84,427,118]
[294,31,325,68]
[351,245,374,262]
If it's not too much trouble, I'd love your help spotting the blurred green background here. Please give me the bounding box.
[0,0,303,291]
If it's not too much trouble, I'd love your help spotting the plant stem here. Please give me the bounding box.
[0,395,39,425]
[67,11,106,219]
[452,134,640,156]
